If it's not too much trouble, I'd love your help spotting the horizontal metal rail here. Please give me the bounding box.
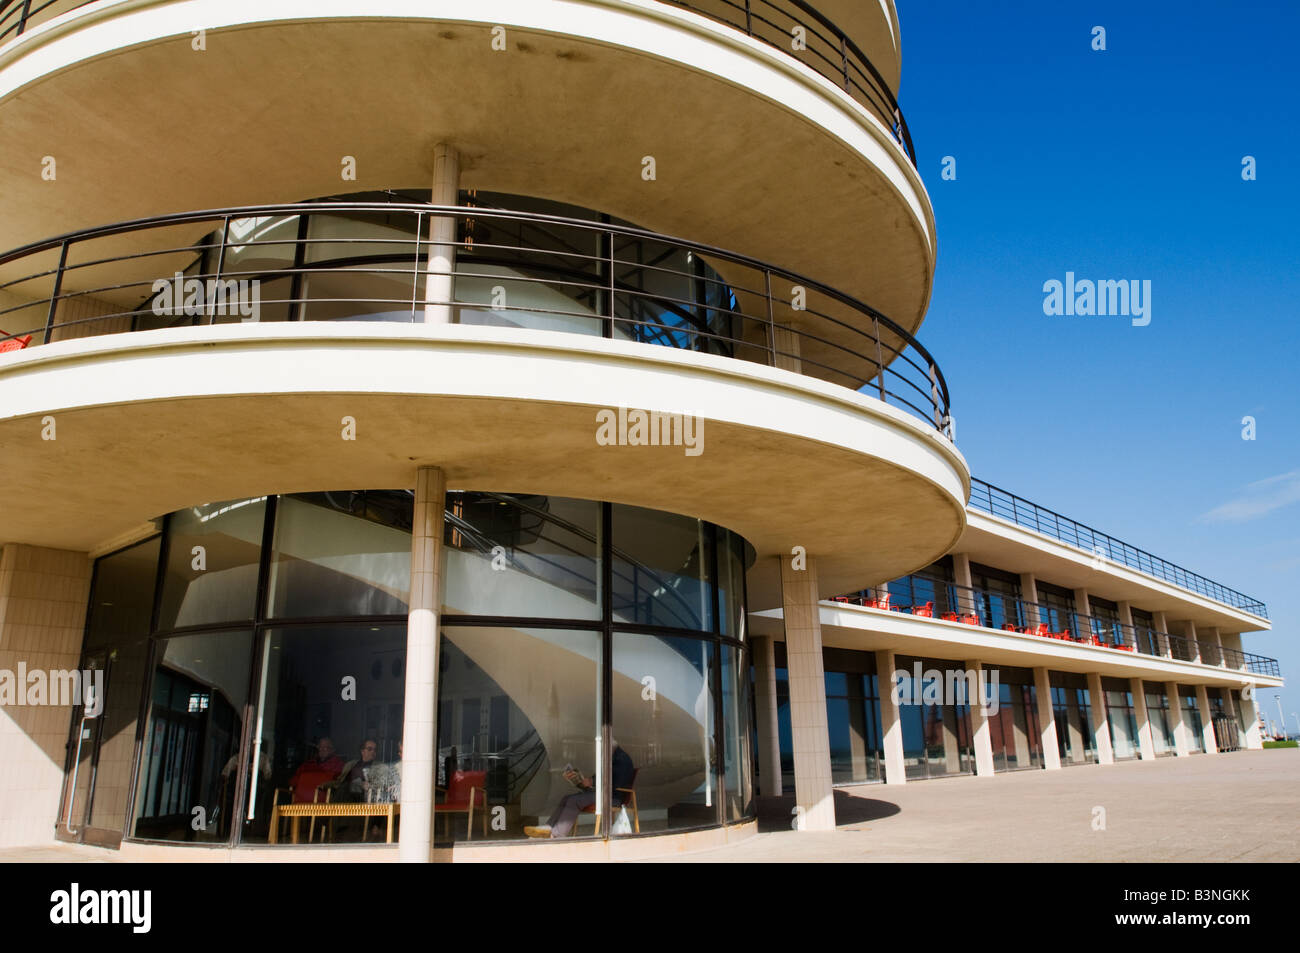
[967,478,1268,618]
[0,201,953,432]
[833,574,1280,677]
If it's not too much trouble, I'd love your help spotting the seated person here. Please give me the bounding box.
[524,740,634,839]
[341,738,382,801]
[288,736,345,803]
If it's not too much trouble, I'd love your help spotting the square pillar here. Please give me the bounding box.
[1130,677,1156,760]
[752,635,782,797]
[1182,620,1201,663]
[1195,685,1218,754]
[1033,668,1061,769]
[1238,687,1263,749]
[399,466,446,862]
[875,649,907,784]
[1153,611,1172,658]
[1086,672,1114,764]
[965,659,996,777]
[1019,573,1039,626]
[951,553,974,614]
[0,545,93,848]
[1010,688,1031,765]
[780,556,835,829]
[1165,682,1191,756]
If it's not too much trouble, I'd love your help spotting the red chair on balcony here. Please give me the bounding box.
[0,334,33,353]
[941,611,959,622]
[436,769,488,841]
[912,601,934,618]
[1002,623,1017,632]
[865,592,891,610]
[1033,623,1050,638]
[961,613,980,626]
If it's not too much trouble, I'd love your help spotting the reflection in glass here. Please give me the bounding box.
[133,629,252,842]
[443,494,600,620]
[268,492,412,618]
[613,632,714,834]
[721,644,753,820]
[157,498,266,630]
[439,626,600,841]
[612,505,713,631]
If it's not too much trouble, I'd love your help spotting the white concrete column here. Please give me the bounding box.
[423,143,461,324]
[951,553,974,614]
[1182,620,1201,663]
[876,649,907,784]
[780,556,834,829]
[1073,588,1091,641]
[752,635,782,797]
[1130,677,1156,760]
[1033,668,1061,770]
[1239,687,1263,749]
[1117,601,1136,650]
[1165,682,1191,756]
[1206,627,1223,667]
[1153,610,1172,658]
[965,659,996,777]
[399,466,446,862]
[1010,689,1031,766]
[1086,672,1114,764]
[1195,685,1218,754]
[1019,573,1039,626]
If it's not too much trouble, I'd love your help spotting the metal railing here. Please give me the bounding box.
[967,479,1268,618]
[1,1,915,165]
[662,0,914,163]
[832,573,1281,677]
[0,201,953,431]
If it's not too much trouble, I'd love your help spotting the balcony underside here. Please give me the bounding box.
[0,0,935,336]
[0,323,968,607]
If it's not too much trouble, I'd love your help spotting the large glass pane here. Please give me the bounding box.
[132,629,253,842]
[717,528,750,639]
[157,498,267,630]
[612,505,713,631]
[440,626,601,841]
[242,624,407,845]
[443,494,600,620]
[612,632,715,834]
[268,491,412,618]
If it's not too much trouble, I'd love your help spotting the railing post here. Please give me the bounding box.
[411,211,424,319]
[840,34,850,92]
[17,1,31,37]
[207,216,230,326]
[873,316,885,401]
[763,268,776,366]
[604,225,615,339]
[42,240,69,344]
[743,0,752,35]
[928,362,940,428]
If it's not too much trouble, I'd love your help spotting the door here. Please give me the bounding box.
[56,651,109,845]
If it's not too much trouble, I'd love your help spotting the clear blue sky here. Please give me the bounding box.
[899,0,1299,730]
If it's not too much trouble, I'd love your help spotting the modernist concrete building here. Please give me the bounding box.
[0,1,1281,861]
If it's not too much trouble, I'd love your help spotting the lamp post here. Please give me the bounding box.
[1293,712,1299,741]
[1276,695,1287,740]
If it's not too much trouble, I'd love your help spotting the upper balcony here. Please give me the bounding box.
[0,0,936,341]
[0,200,967,606]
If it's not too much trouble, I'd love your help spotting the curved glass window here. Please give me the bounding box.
[90,488,753,848]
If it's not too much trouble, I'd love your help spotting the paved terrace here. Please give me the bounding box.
[3,750,1294,863]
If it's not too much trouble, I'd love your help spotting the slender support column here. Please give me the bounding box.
[1019,573,1039,626]
[1073,588,1091,640]
[965,659,996,777]
[1165,682,1190,756]
[1117,601,1135,649]
[1182,620,1201,663]
[951,553,974,614]
[941,704,961,773]
[780,556,834,829]
[399,466,446,862]
[1206,627,1223,667]
[423,144,461,324]
[1195,685,1218,754]
[848,675,870,778]
[1010,688,1031,766]
[1239,687,1263,749]
[752,635,782,797]
[876,649,907,784]
[1086,672,1114,764]
[1153,611,1172,658]
[1034,667,1061,769]
[1130,677,1156,760]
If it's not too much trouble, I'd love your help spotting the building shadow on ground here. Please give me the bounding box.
[754,789,901,832]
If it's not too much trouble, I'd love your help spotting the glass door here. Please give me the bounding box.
[56,651,109,845]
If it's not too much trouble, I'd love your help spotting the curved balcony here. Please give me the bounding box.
[3,2,910,161]
[0,201,951,429]
[0,0,936,339]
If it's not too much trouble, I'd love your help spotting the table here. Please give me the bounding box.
[269,801,400,844]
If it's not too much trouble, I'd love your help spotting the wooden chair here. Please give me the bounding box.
[577,769,640,835]
[436,769,487,840]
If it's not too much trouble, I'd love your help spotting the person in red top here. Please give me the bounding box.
[289,736,345,803]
